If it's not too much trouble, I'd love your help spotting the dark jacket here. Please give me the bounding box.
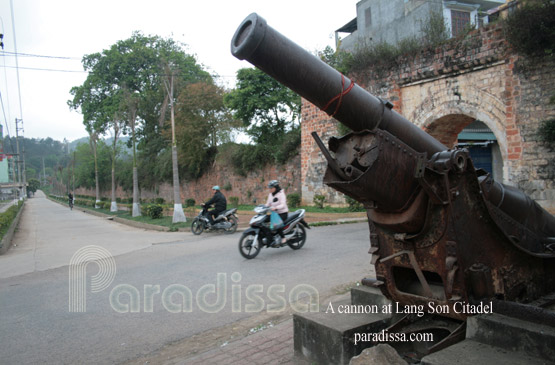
[205,191,227,212]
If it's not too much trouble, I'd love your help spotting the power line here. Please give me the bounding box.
[0,50,80,60]
[0,64,85,73]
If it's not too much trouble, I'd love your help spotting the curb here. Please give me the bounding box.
[47,197,175,232]
[47,196,367,233]
[0,202,25,255]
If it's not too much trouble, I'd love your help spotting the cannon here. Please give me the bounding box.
[231,13,555,322]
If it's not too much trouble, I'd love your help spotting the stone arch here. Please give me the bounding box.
[409,88,511,183]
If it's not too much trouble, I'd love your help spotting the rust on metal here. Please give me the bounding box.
[230,12,555,323]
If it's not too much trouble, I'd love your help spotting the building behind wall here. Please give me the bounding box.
[336,0,505,50]
[301,0,555,212]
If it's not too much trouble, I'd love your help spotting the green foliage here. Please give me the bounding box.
[504,0,555,57]
[154,197,165,205]
[229,196,239,207]
[345,196,365,212]
[223,182,232,191]
[27,178,40,194]
[287,193,301,209]
[143,204,164,219]
[343,11,449,73]
[73,141,112,191]
[174,82,237,180]
[539,119,555,143]
[224,68,301,145]
[185,198,196,207]
[274,127,301,164]
[0,202,22,240]
[318,45,352,74]
[419,11,450,47]
[313,194,326,209]
[218,127,300,176]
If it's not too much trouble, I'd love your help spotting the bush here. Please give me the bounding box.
[223,182,232,191]
[504,0,555,57]
[229,196,239,207]
[0,202,22,239]
[143,204,163,219]
[539,119,555,143]
[185,198,196,207]
[313,194,326,209]
[346,196,365,212]
[287,193,301,208]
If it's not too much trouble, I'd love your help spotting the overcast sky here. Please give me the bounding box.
[0,0,359,143]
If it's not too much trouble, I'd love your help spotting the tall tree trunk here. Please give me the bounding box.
[91,137,101,209]
[110,134,118,212]
[131,126,141,217]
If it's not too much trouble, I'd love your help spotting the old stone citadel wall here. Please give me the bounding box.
[301,23,555,212]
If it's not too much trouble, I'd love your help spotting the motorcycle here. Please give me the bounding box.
[191,205,238,235]
[238,205,310,259]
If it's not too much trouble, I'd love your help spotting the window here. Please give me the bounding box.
[365,7,372,28]
[451,10,470,36]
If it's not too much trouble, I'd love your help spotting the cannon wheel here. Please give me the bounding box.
[191,218,204,235]
[224,216,238,234]
[287,224,306,250]
[239,232,260,259]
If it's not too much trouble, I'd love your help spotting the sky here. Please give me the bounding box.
[0,0,359,143]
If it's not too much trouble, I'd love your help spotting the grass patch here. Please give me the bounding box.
[92,207,191,229]
[49,195,190,230]
[0,201,23,242]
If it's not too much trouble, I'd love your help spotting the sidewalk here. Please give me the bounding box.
[184,319,305,365]
[129,292,353,365]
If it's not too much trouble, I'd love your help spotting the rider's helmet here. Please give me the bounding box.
[212,185,220,191]
[268,180,279,189]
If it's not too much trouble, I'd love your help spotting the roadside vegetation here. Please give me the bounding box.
[0,201,24,242]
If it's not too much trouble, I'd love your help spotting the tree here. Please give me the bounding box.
[174,82,237,179]
[27,178,40,195]
[224,67,301,145]
[73,141,111,192]
[68,78,109,208]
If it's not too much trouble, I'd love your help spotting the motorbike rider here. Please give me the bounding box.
[266,180,289,245]
[202,185,227,226]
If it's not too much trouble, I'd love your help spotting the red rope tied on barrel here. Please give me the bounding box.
[322,73,355,117]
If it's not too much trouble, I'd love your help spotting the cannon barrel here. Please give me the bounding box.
[231,13,446,158]
[231,13,555,256]
[230,13,555,327]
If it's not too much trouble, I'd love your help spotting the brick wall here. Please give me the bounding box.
[75,154,301,206]
[301,23,555,211]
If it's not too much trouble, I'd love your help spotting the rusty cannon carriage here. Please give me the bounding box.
[231,12,555,356]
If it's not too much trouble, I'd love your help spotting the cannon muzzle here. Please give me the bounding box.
[231,13,446,157]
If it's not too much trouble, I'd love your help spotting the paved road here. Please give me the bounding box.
[0,192,374,364]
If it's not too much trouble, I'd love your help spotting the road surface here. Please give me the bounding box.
[0,192,374,364]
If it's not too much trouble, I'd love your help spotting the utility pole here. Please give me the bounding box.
[42,156,46,186]
[14,118,21,198]
[72,151,75,195]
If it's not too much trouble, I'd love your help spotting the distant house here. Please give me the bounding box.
[335,0,506,50]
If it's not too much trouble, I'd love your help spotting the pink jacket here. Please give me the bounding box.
[266,190,288,214]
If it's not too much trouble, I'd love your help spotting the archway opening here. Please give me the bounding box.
[425,115,503,181]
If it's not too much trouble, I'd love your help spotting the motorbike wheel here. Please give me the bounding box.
[287,224,306,250]
[239,233,260,259]
[191,218,204,235]
[224,216,238,234]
